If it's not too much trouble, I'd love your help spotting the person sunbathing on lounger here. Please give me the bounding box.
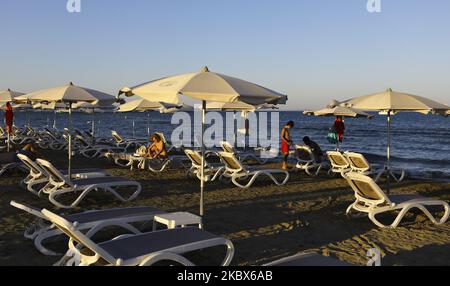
[144,133,167,159]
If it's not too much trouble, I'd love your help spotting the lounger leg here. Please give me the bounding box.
[232,171,289,189]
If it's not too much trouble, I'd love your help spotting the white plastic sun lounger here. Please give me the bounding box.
[0,152,27,176]
[184,149,224,182]
[326,151,351,177]
[220,141,269,165]
[344,172,449,228]
[17,154,110,195]
[111,130,146,151]
[218,151,289,189]
[10,200,166,256]
[345,152,405,182]
[295,145,328,176]
[41,209,235,266]
[264,252,355,266]
[76,135,126,159]
[36,158,141,209]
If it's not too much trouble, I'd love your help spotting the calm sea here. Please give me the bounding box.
[10,110,450,181]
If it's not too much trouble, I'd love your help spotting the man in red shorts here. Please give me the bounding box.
[281,121,294,170]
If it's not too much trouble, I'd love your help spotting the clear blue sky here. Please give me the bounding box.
[2,0,450,109]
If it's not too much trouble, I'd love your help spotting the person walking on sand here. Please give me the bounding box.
[281,121,294,170]
[333,116,345,142]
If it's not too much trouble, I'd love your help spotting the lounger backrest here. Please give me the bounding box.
[220,141,235,153]
[327,151,350,168]
[75,135,90,147]
[219,152,244,173]
[41,209,116,264]
[345,152,370,171]
[344,172,390,205]
[111,131,123,143]
[45,130,58,141]
[296,145,314,162]
[36,159,69,185]
[17,154,47,177]
[185,149,204,168]
[10,201,47,220]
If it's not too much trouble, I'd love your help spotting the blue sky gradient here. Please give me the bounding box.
[1,0,450,109]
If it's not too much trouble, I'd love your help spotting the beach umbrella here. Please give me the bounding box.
[309,104,373,118]
[23,82,117,178]
[0,89,24,103]
[120,66,287,217]
[117,98,165,139]
[159,103,194,114]
[340,88,450,185]
[205,101,257,111]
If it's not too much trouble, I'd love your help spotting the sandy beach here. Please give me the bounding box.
[0,150,449,266]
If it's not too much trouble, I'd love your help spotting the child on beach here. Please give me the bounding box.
[281,121,294,169]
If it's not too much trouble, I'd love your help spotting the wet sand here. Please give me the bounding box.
[0,150,449,266]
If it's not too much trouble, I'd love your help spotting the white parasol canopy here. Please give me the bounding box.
[0,89,24,103]
[340,88,450,186]
[120,67,288,217]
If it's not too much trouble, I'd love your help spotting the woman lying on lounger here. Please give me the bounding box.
[144,133,167,159]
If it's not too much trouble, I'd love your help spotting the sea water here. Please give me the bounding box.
[10,110,450,181]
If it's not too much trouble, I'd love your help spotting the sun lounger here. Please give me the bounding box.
[17,154,110,195]
[345,152,405,182]
[36,158,141,209]
[41,209,235,266]
[0,152,27,176]
[75,135,126,158]
[264,252,355,266]
[10,200,165,256]
[184,149,224,182]
[111,130,146,150]
[295,145,328,176]
[344,172,449,228]
[218,151,289,189]
[326,151,351,176]
[220,141,269,165]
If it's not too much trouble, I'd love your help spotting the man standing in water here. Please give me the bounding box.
[281,121,294,169]
[333,116,345,143]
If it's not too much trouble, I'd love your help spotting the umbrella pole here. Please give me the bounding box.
[7,133,10,152]
[200,100,206,217]
[133,120,135,139]
[147,111,150,141]
[53,111,57,130]
[68,103,72,179]
[92,110,95,138]
[386,111,391,193]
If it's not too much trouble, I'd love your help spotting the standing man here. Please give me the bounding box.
[333,116,345,143]
[4,102,14,151]
[281,121,294,169]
